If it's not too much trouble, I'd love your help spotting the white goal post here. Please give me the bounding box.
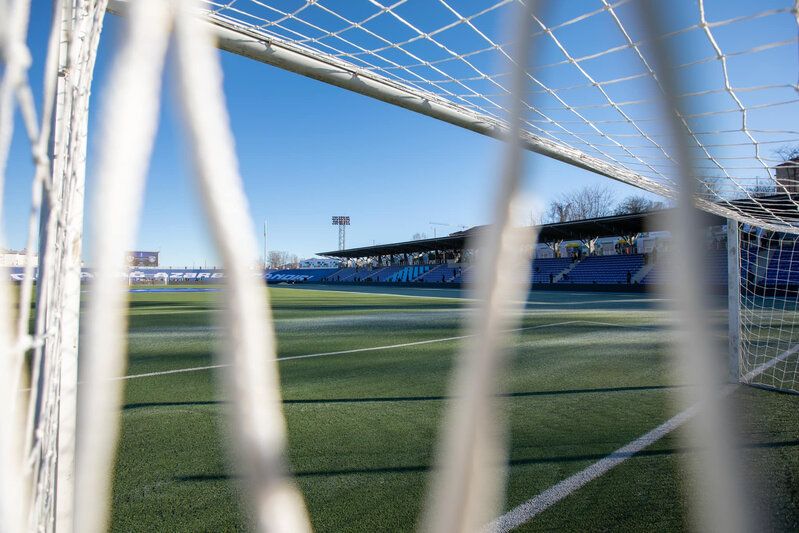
[1,1,798,533]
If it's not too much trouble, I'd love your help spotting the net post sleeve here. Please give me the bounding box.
[173,3,312,531]
[419,2,537,531]
[727,219,741,384]
[637,2,752,530]
[51,4,77,531]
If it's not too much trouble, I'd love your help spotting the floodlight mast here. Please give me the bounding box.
[331,216,350,251]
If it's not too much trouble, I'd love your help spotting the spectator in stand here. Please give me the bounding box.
[627,271,632,284]
[549,272,553,283]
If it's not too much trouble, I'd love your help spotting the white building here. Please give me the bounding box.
[0,249,37,267]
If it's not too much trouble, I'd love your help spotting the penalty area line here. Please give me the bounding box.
[486,385,740,533]
[483,399,704,533]
[487,340,799,532]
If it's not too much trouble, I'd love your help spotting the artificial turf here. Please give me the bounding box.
[108,285,799,532]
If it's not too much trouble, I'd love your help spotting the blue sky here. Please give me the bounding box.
[3,1,795,267]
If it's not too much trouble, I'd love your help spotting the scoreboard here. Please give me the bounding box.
[127,251,159,267]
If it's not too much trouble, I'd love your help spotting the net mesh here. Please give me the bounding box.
[739,223,799,393]
[1,0,108,530]
[196,0,799,232]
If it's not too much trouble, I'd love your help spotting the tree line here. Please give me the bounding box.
[542,185,665,224]
[267,250,299,269]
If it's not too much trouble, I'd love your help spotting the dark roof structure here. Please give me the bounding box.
[317,208,728,259]
[726,193,799,225]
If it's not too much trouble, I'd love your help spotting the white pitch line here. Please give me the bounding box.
[103,363,229,381]
[29,319,653,390]
[484,397,707,533]
[486,384,743,533]
[487,340,799,532]
[742,343,799,382]
[106,320,583,382]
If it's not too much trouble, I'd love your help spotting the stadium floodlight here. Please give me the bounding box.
[331,215,350,250]
[3,1,799,533]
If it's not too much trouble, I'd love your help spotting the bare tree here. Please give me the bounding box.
[748,183,778,198]
[267,250,283,269]
[571,185,616,219]
[774,145,799,162]
[614,195,665,215]
[544,185,615,223]
[267,250,299,269]
[545,200,572,223]
[412,232,428,240]
[697,175,732,201]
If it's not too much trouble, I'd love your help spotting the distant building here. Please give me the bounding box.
[299,258,339,269]
[776,157,799,194]
[0,249,37,267]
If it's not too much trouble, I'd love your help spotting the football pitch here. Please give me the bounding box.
[110,285,799,532]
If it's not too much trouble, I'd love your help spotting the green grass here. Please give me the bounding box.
[109,286,799,532]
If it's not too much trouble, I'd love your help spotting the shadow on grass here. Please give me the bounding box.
[123,400,224,410]
[122,384,683,411]
[281,384,686,404]
[127,300,221,310]
[171,440,799,481]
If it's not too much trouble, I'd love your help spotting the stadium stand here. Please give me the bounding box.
[559,254,645,284]
[323,267,356,281]
[386,265,430,282]
[531,257,573,283]
[417,264,458,283]
[372,266,405,281]
[265,268,338,282]
[641,248,728,285]
[640,265,665,285]
[765,241,799,286]
[450,265,472,284]
[706,249,728,285]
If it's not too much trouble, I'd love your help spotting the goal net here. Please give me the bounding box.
[737,223,799,393]
[1,1,798,533]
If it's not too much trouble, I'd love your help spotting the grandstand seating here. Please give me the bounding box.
[265,268,338,282]
[559,254,644,284]
[741,247,759,275]
[314,249,765,288]
[639,265,665,285]
[450,265,472,284]
[417,264,458,283]
[641,249,728,285]
[324,267,357,281]
[371,266,404,281]
[450,260,574,284]
[531,257,572,283]
[386,265,430,282]
[706,249,728,285]
[764,241,799,286]
[28,248,770,288]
